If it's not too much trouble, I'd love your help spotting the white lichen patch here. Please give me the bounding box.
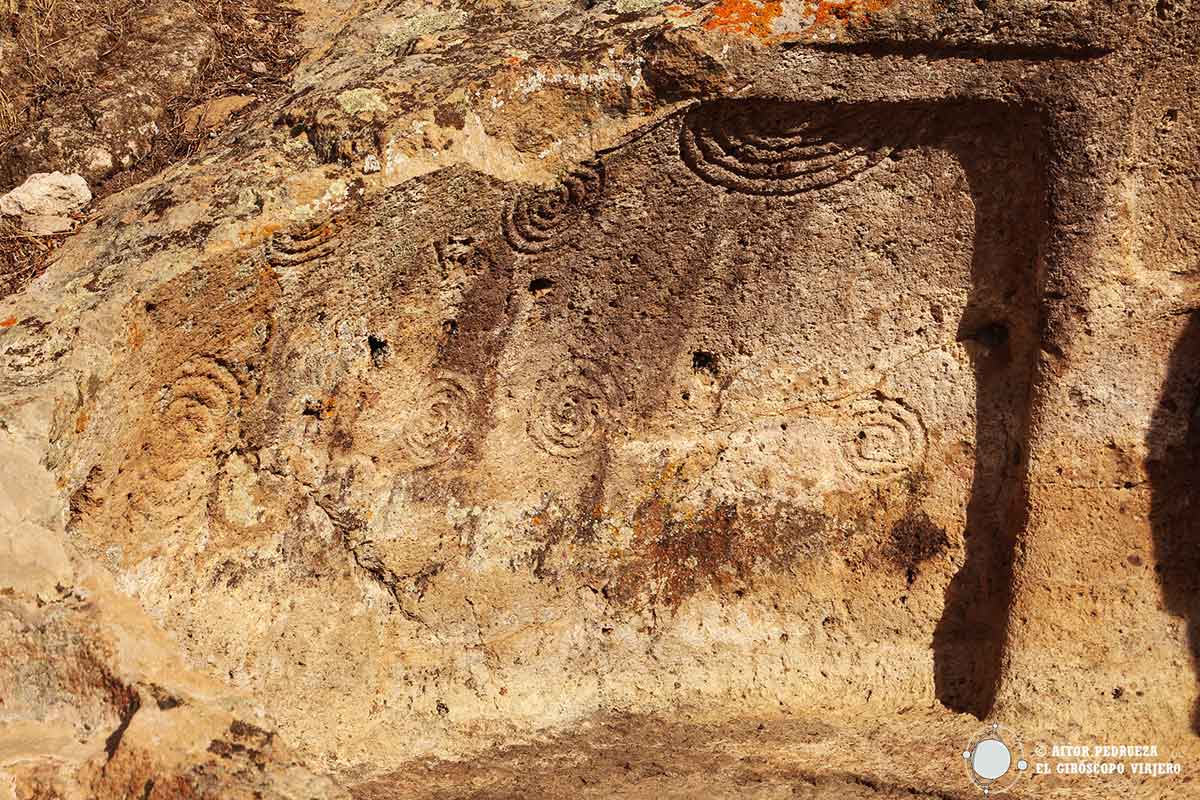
[514,65,641,97]
[374,8,467,53]
[292,179,350,222]
[337,87,388,116]
[616,0,663,12]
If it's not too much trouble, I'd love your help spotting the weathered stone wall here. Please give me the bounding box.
[2,1,1198,797]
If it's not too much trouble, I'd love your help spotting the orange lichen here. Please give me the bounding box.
[129,321,144,351]
[0,316,16,328]
[805,0,895,31]
[705,0,898,43]
[75,410,89,434]
[240,221,281,245]
[704,0,783,41]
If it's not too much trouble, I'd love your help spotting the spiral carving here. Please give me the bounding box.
[150,358,242,479]
[265,218,339,267]
[528,359,619,458]
[400,373,476,467]
[841,396,926,479]
[502,162,605,254]
[680,100,895,196]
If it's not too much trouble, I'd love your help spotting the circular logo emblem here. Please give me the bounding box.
[962,724,1028,795]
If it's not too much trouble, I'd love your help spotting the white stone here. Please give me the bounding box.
[83,146,114,177]
[0,172,92,218]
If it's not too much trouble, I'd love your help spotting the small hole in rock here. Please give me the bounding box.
[442,320,458,336]
[692,350,718,376]
[528,277,555,297]
[962,321,1009,349]
[367,335,390,367]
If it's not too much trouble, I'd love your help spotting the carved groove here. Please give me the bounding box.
[528,358,619,458]
[841,396,926,478]
[680,101,895,196]
[265,219,339,267]
[150,358,242,480]
[401,373,476,467]
[502,162,605,254]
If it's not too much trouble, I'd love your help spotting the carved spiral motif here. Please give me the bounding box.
[528,359,619,458]
[401,373,476,467]
[152,358,242,477]
[265,219,339,267]
[842,396,926,478]
[680,101,895,196]
[502,162,605,254]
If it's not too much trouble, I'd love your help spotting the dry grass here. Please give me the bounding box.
[2,0,300,146]
[1,0,152,138]
[104,0,303,195]
[0,0,302,298]
[0,216,62,297]
[0,87,17,135]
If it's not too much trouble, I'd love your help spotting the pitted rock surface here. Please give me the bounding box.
[2,1,1199,798]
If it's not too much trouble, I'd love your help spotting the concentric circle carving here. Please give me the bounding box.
[502,162,605,254]
[842,396,926,478]
[528,358,619,458]
[265,218,339,267]
[160,358,241,455]
[148,357,242,481]
[680,101,894,196]
[401,372,476,467]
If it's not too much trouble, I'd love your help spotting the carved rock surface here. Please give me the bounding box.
[2,1,1200,798]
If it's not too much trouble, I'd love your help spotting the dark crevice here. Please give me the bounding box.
[104,692,142,761]
[367,334,390,368]
[782,39,1112,62]
[691,350,718,376]
[528,277,556,296]
[1147,311,1200,732]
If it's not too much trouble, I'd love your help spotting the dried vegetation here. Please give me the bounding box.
[0,0,302,297]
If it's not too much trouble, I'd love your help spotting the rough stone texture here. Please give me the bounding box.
[182,96,258,136]
[2,1,1200,798]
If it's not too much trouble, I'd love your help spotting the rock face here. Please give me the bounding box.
[2,1,1199,798]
